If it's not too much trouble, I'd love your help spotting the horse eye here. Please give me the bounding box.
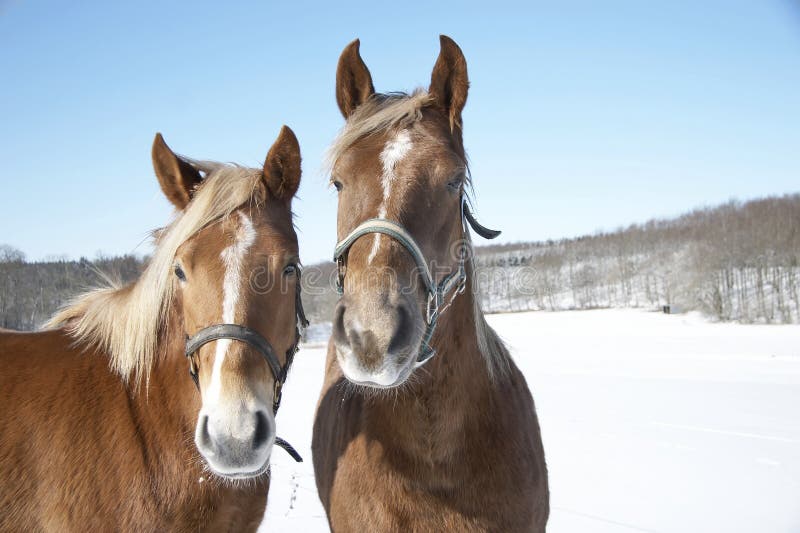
[447,178,463,192]
[283,263,298,277]
[174,265,187,282]
[332,180,343,192]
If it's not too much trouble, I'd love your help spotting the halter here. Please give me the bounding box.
[184,273,308,463]
[333,196,500,365]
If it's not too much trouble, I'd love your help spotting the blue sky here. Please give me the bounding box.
[1,0,798,263]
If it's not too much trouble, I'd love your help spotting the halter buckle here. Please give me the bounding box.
[272,378,283,413]
[426,292,440,325]
[335,255,346,295]
[188,359,200,391]
[456,272,467,295]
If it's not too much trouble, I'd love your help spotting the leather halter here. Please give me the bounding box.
[184,273,308,463]
[333,196,500,365]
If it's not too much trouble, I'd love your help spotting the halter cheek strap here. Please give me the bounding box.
[333,196,500,365]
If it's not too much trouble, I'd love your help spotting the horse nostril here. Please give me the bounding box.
[388,302,412,354]
[197,415,212,449]
[332,302,348,346]
[253,411,270,450]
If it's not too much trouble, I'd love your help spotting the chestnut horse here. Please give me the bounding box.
[312,37,549,532]
[0,126,306,531]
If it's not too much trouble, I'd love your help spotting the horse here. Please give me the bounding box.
[312,36,549,532]
[0,126,307,532]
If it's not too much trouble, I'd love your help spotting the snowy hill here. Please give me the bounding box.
[475,194,800,323]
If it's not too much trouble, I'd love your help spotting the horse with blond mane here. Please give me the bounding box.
[0,126,306,531]
[312,37,549,532]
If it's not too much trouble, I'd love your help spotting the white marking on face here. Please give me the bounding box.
[206,212,257,404]
[368,130,412,264]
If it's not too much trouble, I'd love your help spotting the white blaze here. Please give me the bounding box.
[207,212,256,404]
[368,129,412,264]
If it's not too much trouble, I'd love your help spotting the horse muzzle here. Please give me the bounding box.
[332,291,422,388]
[195,407,275,478]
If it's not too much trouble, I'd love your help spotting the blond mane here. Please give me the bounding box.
[47,162,265,385]
[467,238,512,381]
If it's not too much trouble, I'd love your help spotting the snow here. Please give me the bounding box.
[261,309,800,532]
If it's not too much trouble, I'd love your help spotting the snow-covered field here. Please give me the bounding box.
[261,309,800,532]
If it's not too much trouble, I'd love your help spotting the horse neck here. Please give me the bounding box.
[425,285,491,392]
[365,281,495,459]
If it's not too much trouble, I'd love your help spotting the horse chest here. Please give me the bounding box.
[325,433,495,532]
[317,385,547,532]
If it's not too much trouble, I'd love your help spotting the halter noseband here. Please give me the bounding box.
[333,196,500,366]
[183,273,308,463]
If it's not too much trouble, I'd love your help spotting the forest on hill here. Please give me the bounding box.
[475,193,800,323]
[1,193,798,331]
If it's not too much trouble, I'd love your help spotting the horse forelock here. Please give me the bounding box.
[325,90,433,174]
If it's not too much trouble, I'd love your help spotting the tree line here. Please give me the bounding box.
[476,193,800,323]
[0,249,144,330]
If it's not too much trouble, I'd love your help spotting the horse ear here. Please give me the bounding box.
[428,35,469,131]
[151,133,202,210]
[336,39,375,118]
[263,125,301,202]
